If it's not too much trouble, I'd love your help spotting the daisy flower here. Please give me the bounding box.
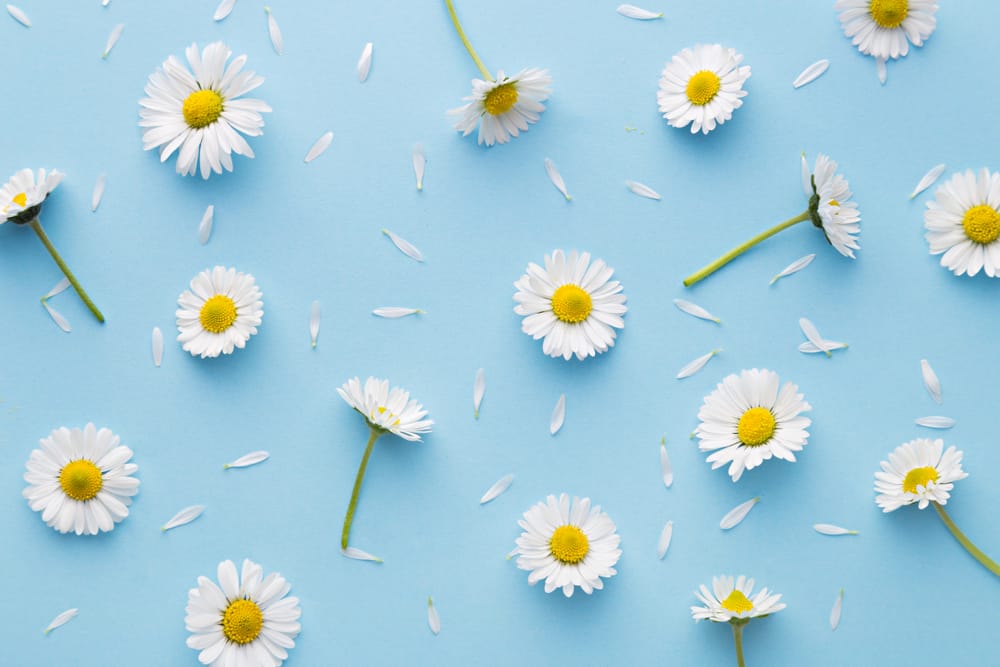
[691,575,786,666]
[835,0,938,60]
[684,153,860,286]
[513,493,622,597]
[924,168,1000,277]
[656,44,751,135]
[176,266,263,359]
[337,377,432,552]
[22,424,139,535]
[185,559,301,667]
[513,249,628,361]
[139,42,271,179]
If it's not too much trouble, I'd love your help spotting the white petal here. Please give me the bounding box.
[550,394,566,435]
[674,299,720,324]
[479,473,513,505]
[792,59,829,89]
[161,505,205,532]
[813,523,859,536]
[224,450,270,469]
[357,42,373,82]
[876,57,887,85]
[341,547,383,563]
[544,158,571,200]
[372,307,422,318]
[799,317,831,357]
[660,437,673,488]
[412,144,426,191]
[801,152,812,196]
[6,4,30,27]
[101,23,124,59]
[830,589,844,631]
[213,0,236,21]
[676,349,720,379]
[720,497,759,530]
[909,164,946,200]
[309,300,321,348]
[616,4,662,19]
[198,205,214,245]
[382,229,424,262]
[915,416,956,429]
[43,277,71,300]
[265,6,283,55]
[304,131,333,163]
[102,0,110,6]
[657,520,673,559]
[770,253,815,285]
[920,359,942,403]
[90,174,106,212]
[427,597,441,635]
[798,340,848,354]
[626,180,661,200]
[473,368,485,419]
[44,608,78,635]
[43,302,71,333]
[151,326,163,367]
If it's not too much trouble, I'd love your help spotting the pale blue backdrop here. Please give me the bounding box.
[1,1,997,665]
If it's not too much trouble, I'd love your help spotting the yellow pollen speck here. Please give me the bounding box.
[183,89,224,129]
[199,294,238,334]
[550,525,589,564]
[685,70,721,106]
[222,599,263,645]
[828,199,840,207]
[903,466,939,493]
[869,0,909,29]
[12,192,27,207]
[59,459,103,501]
[737,407,776,447]
[961,204,1000,245]
[722,589,754,614]
[551,284,593,324]
[483,82,519,116]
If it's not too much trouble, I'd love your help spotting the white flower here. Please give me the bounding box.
[691,575,786,623]
[696,369,812,482]
[337,376,433,441]
[0,168,63,223]
[22,424,139,535]
[176,266,263,359]
[806,153,862,258]
[835,0,937,61]
[139,42,271,179]
[924,169,1000,278]
[657,44,751,135]
[874,438,968,512]
[513,249,628,361]
[514,494,622,598]
[185,559,301,667]
[448,68,552,146]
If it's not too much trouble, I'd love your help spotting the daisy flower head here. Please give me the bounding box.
[835,0,937,60]
[691,575,786,623]
[0,168,63,224]
[514,494,622,598]
[513,249,628,361]
[176,266,263,359]
[22,424,139,535]
[449,68,552,146]
[696,369,812,482]
[185,559,301,667]
[804,153,862,258]
[139,42,271,179]
[336,376,433,442]
[924,169,1000,278]
[656,44,751,135]
[875,438,968,512]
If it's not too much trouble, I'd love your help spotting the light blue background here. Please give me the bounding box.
[1,1,997,665]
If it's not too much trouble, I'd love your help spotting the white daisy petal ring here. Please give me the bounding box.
[924,169,1000,278]
[0,168,63,223]
[835,0,937,61]
[808,154,862,258]
[657,44,751,135]
[176,266,263,358]
[448,68,552,146]
[336,376,433,442]
[874,438,968,512]
[690,575,786,623]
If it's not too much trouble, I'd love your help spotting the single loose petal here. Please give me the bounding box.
[720,497,759,530]
[44,608,78,635]
[372,307,422,318]
[626,180,661,200]
[830,589,844,631]
[197,205,214,245]
[657,520,673,559]
[674,299,720,324]
[213,0,236,21]
[915,416,956,429]
[382,229,424,262]
[660,436,673,488]
[43,302,71,333]
[798,340,848,354]
[309,300,320,348]
[427,597,441,635]
[813,523,859,536]
[6,4,30,27]
[304,131,333,163]
[770,253,815,285]
[544,158,571,200]
[909,164,945,200]
[876,57,887,85]
[616,4,662,19]
[792,59,829,89]
[357,42,373,82]
[91,174,106,212]
[473,368,485,419]
[550,394,566,435]
[224,450,269,469]
[341,547,383,563]
[265,6,283,55]
[102,0,110,6]
[43,278,71,301]
[479,473,514,505]
[101,23,124,59]
[151,326,163,367]
[412,144,426,190]
[161,505,205,532]
[676,349,720,379]
[920,359,942,403]
[799,317,831,358]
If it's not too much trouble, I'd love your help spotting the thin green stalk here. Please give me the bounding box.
[683,210,811,287]
[732,623,746,667]
[341,429,382,550]
[444,0,493,80]
[932,502,1000,576]
[28,218,105,323]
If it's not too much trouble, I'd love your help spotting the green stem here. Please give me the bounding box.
[341,429,382,550]
[732,623,746,667]
[29,218,104,323]
[683,210,811,287]
[444,0,493,80]
[932,502,1000,576]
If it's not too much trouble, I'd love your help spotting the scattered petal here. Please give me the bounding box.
[43,302,71,333]
[830,589,844,631]
[373,307,422,318]
[920,359,942,403]
[264,6,283,55]
[197,205,214,245]
[876,57,887,85]
[798,340,848,354]
[813,523,859,536]
[674,298,721,324]
[382,229,424,262]
[43,278,71,301]
[770,253,816,285]
[799,317,831,358]
[161,505,205,532]
[90,173,106,212]
[657,520,673,559]
[101,23,124,59]
[427,597,441,635]
[616,4,662,20]
[626,180,661,200]
[224,450,270,469]
[909,164,946,200]
[473,368,485,419]
[213,0,236,21]
[676,349,721,379]
[151,326,163,367]
[792,59,829,89]
[479,473,513,505]
[6,4,29,27]
[660,436,673,488]
[44,608,78,635]
[800,152,812,197]
[720,497,759,530]
[550,394,566,435]
[309,300,321,348]
[543,158,571,200]
[102,0,110,6]
[412,144,426,190]
[915,416,956,429]
[341,547,383,563]
[357,42,373,82]
[304,131,333,163]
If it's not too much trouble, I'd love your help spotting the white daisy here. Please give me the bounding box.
[514,493,622,598]
[875,438,968,512]
[657,44,751,135]
[337,376,433,442]
[0,168,63,224]
[835,0,937,60]
[177,266,263,359]
[691,575,786,623]
[924,169,1000,278]
[696,369,812,482]
[449,68,552,146]
[139,42,271,179]
[22,424,139,535]
[185,559,301,667]
[513,249,628,361]
[806,153,862,258]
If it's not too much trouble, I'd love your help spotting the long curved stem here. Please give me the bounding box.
[683,211,811,287]
[932,502,1000,576]
[28,218,105,323]
[732,623,746,667]
[444,0,493,80]
[341,429,382,550]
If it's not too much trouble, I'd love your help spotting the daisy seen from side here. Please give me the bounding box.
[657,44,751,135]
[176,266,263,359]
[691,575,786,666]
[924,168,1000,278]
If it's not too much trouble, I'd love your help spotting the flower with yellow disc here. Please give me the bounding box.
[924,169,1000,278]
[657,44,751,135]
[691,575,786,667]
[836,0,937,61]
[176,266,263,358]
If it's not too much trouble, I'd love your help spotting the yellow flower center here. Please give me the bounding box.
[199,295,238,334]
[222,599,263,645]
[685,70,721,106]
[721,590,754,614]
[551,284,593,324]
[549,525,590,564]
[902,466,939,493]
[12,192,27,207]
[58,460,103,501]
[182,89,224,129]
[828,199,840,207]
[961,204,1000,245]
[869,0,909,29]
[737,407,776,447]
[375,406,401,427]
[483,82,519,116]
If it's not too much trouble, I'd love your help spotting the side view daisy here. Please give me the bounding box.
[1,168,104,322]
[695,369,811,482]
[513,249,627,361]
[139,42,271,179]
[924,168,1000,278]
[691,575,786,667]
[684,153,860,286]
[514,493,622,597]
[176,266,263,359]
[444,0,552,145]
[657,44,751,135]
[338,377,432,553]
[185,559,301,667]
[836,0,937,60]
[875,438,998,576]
[22,424,139,535]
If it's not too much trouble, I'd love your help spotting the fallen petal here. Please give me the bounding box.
[265,6,283,55]
[544,158,571,200]
[876,57,887,85]
[798,340,848,354]
[382,229,424,262]
[550,394,566,435]
[799,317,831,357]
[213,0,236,21]
[674,299,720,324]
[473,368,485,419]
[915,416,956,429]
[770,253,815,285]
[43,277,71,301]
[91,173,106,212]
[151,326,163,367]
[479,473,513,505]
[657,520,673,559]
[909,164,946,200]
[102,23,124,59]
[198,205,214,245]
[792,59,829,89]
[309,300,321,348]
[43,302,71,333]
[813,523,859,536]
[676,349,720,379]
[830,589,844,631]
[626,180,661,200]
[224,450,270,469]
[616,4,662,19]
[161,505,205,532]
[920,359,942,403]
[412,144,426,191]
[357,42,373,82]
[44,608,78,635]
[7,4,30,27]
[341,547,383,563]
[427,597,441,635]
[660,436,673,488]
[372,307,422,318]
[304,131,333,163]
[720,497,759,530]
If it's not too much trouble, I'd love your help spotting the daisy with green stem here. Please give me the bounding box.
[691,575,786,667]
